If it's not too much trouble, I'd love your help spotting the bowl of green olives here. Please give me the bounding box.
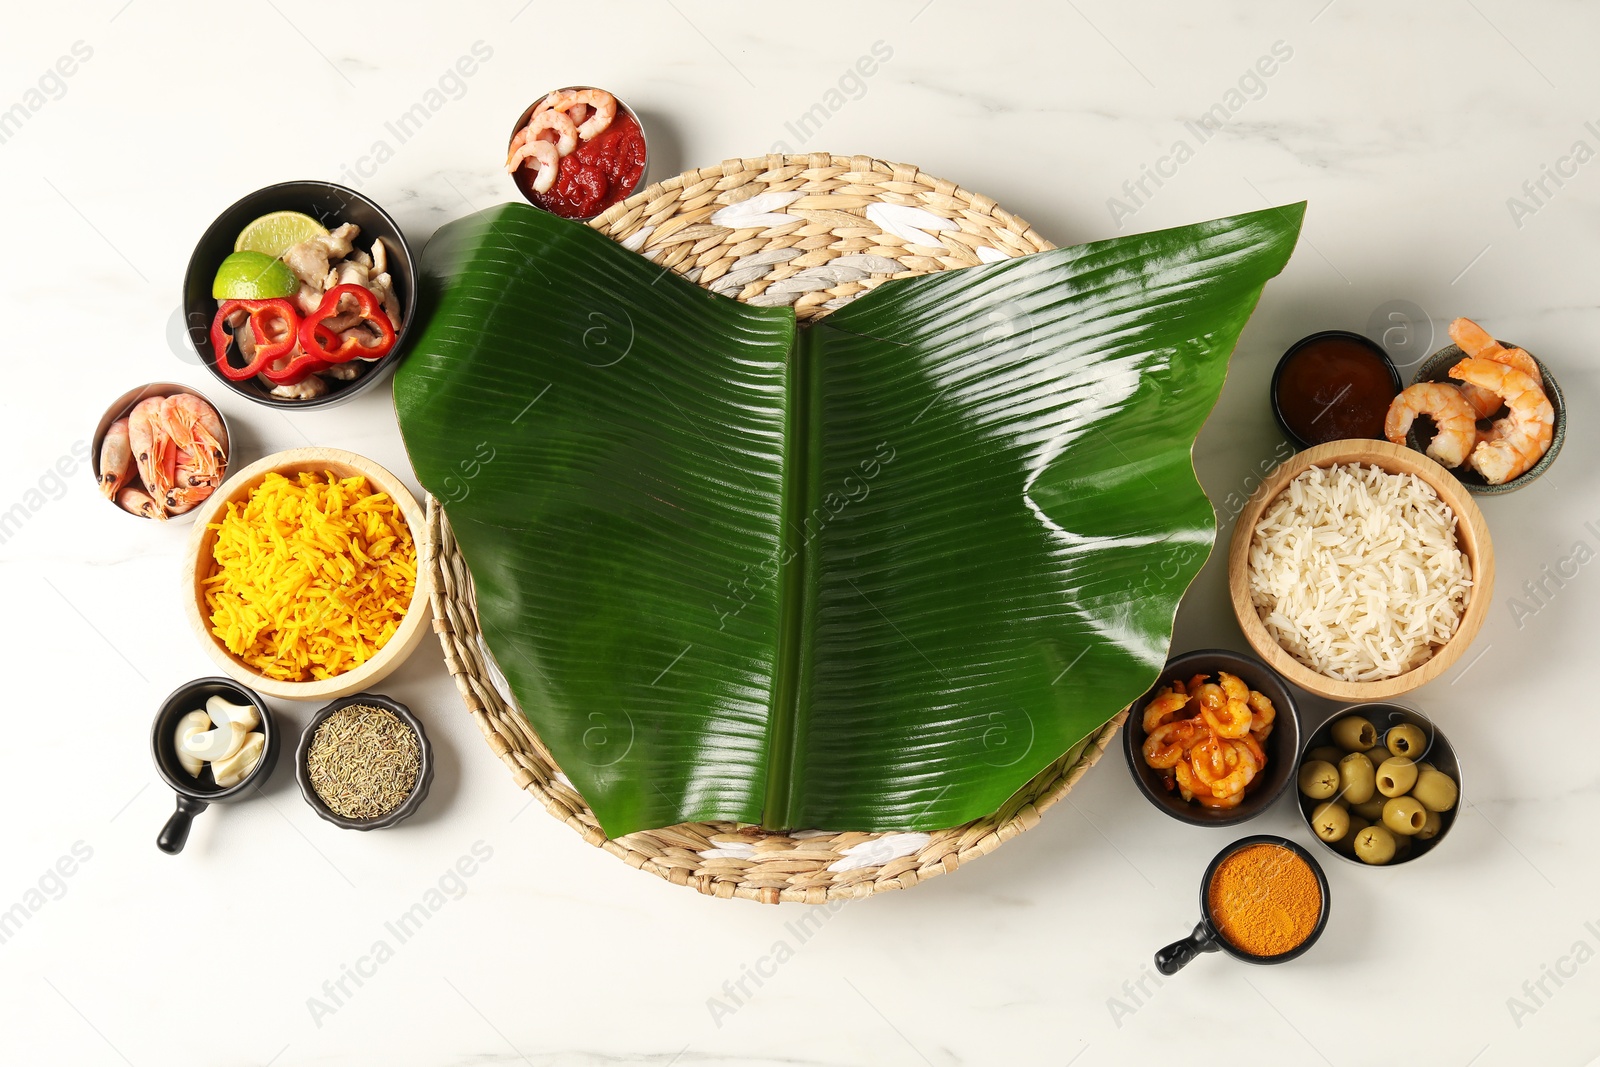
[1294,704,1461,866]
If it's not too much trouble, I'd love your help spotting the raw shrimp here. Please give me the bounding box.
[128,397,175,517]
[507,137,561,192]
[160,394,226,482]
[1449,358,1554,484]
[1384,382,1477,468]
[509,107,578,158]
[1449,318,1543,418]
[116,485,163,520]
[1143,720,1203,769]
[1142,689,1190,734]
[98,418,133,499]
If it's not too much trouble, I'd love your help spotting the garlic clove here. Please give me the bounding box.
[173,711,212,777]
[206,695,261,731]
[212,732,265,788]
[182,722,249,763]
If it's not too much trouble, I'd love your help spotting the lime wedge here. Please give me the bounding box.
[212,251,299,300]
[233,210,329,258]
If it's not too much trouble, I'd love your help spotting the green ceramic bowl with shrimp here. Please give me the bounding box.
[1409,341,1565,495]
[92,382,233,524]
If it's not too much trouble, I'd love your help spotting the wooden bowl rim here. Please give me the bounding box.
[1226,439,1494,701]
[183,446,433,701]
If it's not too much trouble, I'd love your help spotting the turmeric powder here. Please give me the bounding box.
[1206,843,1321,957]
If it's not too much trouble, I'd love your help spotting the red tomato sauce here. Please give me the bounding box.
[517,109,647,220]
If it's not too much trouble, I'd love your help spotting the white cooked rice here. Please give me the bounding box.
[1247,463,1472,682]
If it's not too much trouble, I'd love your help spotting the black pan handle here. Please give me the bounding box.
[158,794,209,854]
[1155,920,1221,976]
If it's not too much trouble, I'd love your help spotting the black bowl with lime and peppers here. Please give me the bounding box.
[182,180,417,410]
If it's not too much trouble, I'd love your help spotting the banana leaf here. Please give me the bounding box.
[395,200,1303,836]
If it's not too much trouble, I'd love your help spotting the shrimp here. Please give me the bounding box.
[1142,690,1191,734]
[116,485,164,521]
[1190,735,1238,787]
[507,137,561,192]
[550,88,615,139]
[166,482,214,514]
[1173,760,1199,802]
[1143,720,1203,769]
[98,418,134,500]
[1449,318,1543,417]
[1449,357,1554,483]
[160,394,226,483]
[1201,672,1252,738]
[1384,382,1478,468]
[508,107,578,159]
[1247,690,1275,740]
[1209,742,1260,798]
[127,397,174,518]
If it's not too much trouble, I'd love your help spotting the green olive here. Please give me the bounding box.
[1412,766,1459,812]
[1375,757,1419,798]
[1338,751,1376,805]
[1354,824,1397,865]
[1351,796,1387,821]
[1386,723,1427,759]
[1311,801,1350,843]
[1332,815,1370,855]
[1298,760,1341,800]
[1415,809,1443,841]
[1307,745,1344,766]
[1392,832,1414,859]
[1331,716,1378,752]
[1383,795,1428,836]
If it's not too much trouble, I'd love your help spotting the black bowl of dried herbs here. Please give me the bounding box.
[294,693,432,830]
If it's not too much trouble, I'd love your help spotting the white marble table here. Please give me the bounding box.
[3,2,1597,1064]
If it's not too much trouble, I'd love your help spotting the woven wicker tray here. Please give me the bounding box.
[424,153,1128,903]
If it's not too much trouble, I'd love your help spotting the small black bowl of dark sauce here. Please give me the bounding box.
[1271,331,1401,449]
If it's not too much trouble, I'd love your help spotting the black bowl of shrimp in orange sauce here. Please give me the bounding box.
[1123,648,1300,827]
[93,382,232,523]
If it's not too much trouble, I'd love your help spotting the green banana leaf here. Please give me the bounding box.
[395,200,1303,836]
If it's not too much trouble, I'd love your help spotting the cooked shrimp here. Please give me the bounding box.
[1142,690,1190,734]
[547,88,615,139]
[1449,318,1543,417]
[1449,358,1554,483]
[160,394,226,482]
[1246,690,1275,740]
[116,485,163,520]
[1143,720,1203,769]
[511,107,579,158]
[507,137,561,192]
[1209,743,1260,798]
[1190,736,1238,786]
[1201,672,1252,738]
[128,397,174,518]
[1384,382,1477,468]
[1173,760,1199,802]
[166,482,214,514]
[98,418,134,500]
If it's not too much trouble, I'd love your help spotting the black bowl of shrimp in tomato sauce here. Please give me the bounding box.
[505,86,648,221]
[1123,648,1300,827]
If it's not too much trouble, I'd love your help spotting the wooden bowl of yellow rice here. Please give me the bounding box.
[184,447,433,701]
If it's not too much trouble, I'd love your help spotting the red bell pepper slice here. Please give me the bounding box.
[211,299,301,381]
[298,284,397,365]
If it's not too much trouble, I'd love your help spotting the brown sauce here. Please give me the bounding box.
[1275,336,1397,445]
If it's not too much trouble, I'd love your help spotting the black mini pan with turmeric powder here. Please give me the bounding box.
[1155,835,1330,974]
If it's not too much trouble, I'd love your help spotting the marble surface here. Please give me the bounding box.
[3,1,1598,1064]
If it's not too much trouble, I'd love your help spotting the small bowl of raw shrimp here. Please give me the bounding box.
[1122,648,1301,828]
[506,86,649,221]
[181,180,416,410]
[92,382,232,523]
[1399,319,1565,495]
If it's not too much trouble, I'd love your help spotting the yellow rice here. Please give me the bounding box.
[203,471,416,682]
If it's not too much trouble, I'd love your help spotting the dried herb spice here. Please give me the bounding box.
[306,704,420,819]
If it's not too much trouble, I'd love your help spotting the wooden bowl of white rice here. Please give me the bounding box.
[1227,440,1493,701]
